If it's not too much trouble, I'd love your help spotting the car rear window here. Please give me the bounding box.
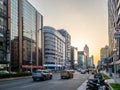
[35,71,42,73]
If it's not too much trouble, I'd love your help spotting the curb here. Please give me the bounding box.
[0,76,32,82]
[77,80,87,90]
[108,84,113,90]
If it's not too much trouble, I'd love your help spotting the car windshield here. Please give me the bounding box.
[61,71,67,73]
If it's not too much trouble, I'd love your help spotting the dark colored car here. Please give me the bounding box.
[32,69,52,81]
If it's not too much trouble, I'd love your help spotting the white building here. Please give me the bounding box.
[43,26,65,70]
[58,29,71,69]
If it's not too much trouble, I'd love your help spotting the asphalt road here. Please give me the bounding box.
[0,71,90,90]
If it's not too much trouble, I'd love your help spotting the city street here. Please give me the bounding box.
[0,71,90,90]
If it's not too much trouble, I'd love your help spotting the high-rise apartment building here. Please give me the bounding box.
[0,0,44,72]
[84,44,89,68]
[58,29,71,68]
[43,26,65,70]
[70,46,78,69]
[108,0,118,58]
[108,0,120,72]
[78,51,84,68]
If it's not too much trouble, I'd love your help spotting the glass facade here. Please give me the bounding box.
[9,0,43,71]
[22,0,36,66]
[11,0,19,70]
[0,0,7,65]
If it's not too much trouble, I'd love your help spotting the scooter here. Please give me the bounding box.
[86,76,111,90]
[86,79,100,90]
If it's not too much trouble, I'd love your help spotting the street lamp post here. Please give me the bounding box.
[30,31,33,73]
[113,48,117,83]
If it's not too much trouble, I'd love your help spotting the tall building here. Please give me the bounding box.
[58,29,71,68]
[108,0,117,57]
[43,26,65,70]
[100,45,109,65]
[91,55,94,67]
[87,57,92,68]
[78,51,84,68]
[0,0,44,72]
[108,0,120,72]
[87,56,94,68]
[70,46,78,69]
[0,0,8,69]
[84,44,89,68]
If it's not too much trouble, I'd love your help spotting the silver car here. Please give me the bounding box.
[32,69,52,81]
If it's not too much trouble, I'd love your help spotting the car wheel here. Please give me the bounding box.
[50,76,52,79]
[42,77,45,81]
[33,78,36,81]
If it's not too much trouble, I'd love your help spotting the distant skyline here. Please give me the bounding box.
[28,0,108,65]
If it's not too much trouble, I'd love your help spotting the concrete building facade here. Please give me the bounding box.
[43,26,65,70]
[108,0,120,73]
[58,29,71,68]
[84,44,89,68]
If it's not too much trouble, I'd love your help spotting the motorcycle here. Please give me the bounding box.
[86,74,111,90]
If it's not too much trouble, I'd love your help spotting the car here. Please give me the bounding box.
[80,69,86,74]
[77,68,81,72]
[32,69,52,81]
[10,71,17,74]
[0,70,9,74]
[60,70,73,79]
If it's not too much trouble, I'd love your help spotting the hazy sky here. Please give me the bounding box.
[28,0,108,65]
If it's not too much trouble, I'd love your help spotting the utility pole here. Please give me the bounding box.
[30,31,33,73]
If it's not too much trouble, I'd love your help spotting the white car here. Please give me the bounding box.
[80,69,86,74]
[32,69,52,81]
[0,70,9,74]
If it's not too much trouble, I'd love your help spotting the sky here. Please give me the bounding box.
[28,0,108,66]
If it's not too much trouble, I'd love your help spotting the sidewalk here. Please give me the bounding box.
[76,71,120,90]
[0,76,31,82]
[102,70,120,84]
[77,75,94,90]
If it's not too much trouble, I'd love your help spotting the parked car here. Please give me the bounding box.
[60,70,73,79]
[32,69,52,81]
[0,70,9,74]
